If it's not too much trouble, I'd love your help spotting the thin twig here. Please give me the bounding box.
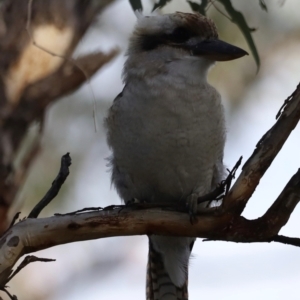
[28,153,72,218]
[7,212,20,231]
[55,206,103,216]
[197,156,242,205]
[0,212,21,239]
[224,156,243,195]
[1,287,17,300]
[276,83,300,119]
[272,235,300,247]
[7,255,55,283]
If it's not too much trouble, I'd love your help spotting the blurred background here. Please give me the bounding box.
[7,0,300,299]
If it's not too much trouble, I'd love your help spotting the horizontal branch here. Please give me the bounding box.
[0,207,229,286]
[1,165,299,287]
[0,164,299,287]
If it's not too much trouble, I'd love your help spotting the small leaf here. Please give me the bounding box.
[152,0,172,11]
[187,0,208,15]
[129,0,143,11]
[259,0,268,11]
[216,0,260,71]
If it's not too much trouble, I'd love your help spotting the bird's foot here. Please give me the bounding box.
[126,198,142,205]
[186,189,224,224]
[124,198,150,210]
[186,193,200,225]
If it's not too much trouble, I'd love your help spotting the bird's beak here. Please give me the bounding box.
[191,39,248,61]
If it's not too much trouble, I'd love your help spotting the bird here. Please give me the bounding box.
[105,11,247,300]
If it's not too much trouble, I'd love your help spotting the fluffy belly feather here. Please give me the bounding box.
[108,84,225,202]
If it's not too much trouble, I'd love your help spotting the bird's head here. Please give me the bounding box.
[127,11,247,64]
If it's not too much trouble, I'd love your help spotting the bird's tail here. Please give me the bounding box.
[146,240,189,300]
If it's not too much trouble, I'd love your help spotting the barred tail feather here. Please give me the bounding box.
[146,240,189,300]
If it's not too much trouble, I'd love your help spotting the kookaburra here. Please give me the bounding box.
[105,12,247,300]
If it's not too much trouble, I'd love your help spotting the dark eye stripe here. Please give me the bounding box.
[140,27,193,52]
[140,35,163,51]
[167,27,191,43]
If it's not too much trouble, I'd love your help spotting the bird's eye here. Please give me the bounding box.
[168,27,190,43]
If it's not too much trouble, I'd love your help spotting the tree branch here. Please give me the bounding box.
[19,50,119,114]
[1,81,300,288]
[224,83,300,214]
[0,164,299,286]
[262,168,300,231]
[7,255,55,283]
[272,235,300,247]
[0,175,299,288]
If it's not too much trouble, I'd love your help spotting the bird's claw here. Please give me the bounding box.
[126,198,141,205]
[186,193,199,225]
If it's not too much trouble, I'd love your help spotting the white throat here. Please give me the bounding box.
[123,48,213,88]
